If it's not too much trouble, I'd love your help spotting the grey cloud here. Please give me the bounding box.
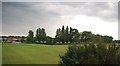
[58,2,118,22]
[33,2,117,22]
[2,2,118,37]
[2,2,63,36]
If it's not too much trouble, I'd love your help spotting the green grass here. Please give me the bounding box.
[3,43,120,64]
[2,43,68,64]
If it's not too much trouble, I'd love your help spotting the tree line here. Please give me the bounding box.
[26,25,114,44]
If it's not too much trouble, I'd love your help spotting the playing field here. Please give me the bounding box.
[2,43,68,64]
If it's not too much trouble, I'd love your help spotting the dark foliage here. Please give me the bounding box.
[60,43,120,66]
[26,30,34,43]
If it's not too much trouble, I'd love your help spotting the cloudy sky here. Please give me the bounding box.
[2,2,118,40]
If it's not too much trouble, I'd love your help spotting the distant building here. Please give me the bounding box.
[1,36,26,43]
[12,39,21,44]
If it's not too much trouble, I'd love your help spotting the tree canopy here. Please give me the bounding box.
[26,30,34,43]
[26,25,114,44]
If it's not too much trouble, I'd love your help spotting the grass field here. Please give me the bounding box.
[2,43,68,64]
[3,43,120,64]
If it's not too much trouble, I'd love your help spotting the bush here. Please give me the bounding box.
[59,43,120,66]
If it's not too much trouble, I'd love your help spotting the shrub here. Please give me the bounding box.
[59,43,120,66]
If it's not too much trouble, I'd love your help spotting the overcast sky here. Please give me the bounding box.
[2,2,118,40]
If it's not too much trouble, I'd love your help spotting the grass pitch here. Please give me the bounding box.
[2,43,68,64]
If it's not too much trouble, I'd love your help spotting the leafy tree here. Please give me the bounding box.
[61,25,65,44]
[60,43,120,65]
[35,28,46,44]
[26,30,34,43]
[71,29,80,44]
[113,40,120,43]
[81,31,92,42]
[21,36,26,43]
[80,32,113,43]
[41,28,46,43]
[35,28,41,43]
[55,28,62,44]
[69,27,73,43]
[89,34,102,43]
[55,26,81,44]
[65,26,69,43]
[55,29,59,42]
[103,36,113,43]
[46,36,54,45]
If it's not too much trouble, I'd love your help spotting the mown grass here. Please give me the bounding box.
[2,43,68,64]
